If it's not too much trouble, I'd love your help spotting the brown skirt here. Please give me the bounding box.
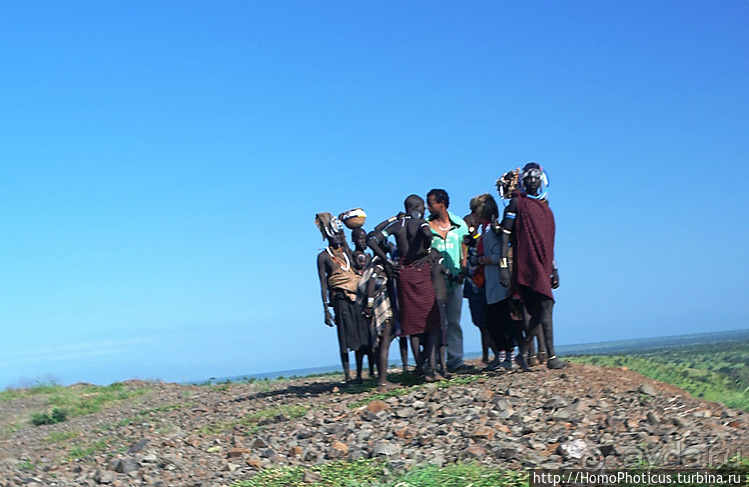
[397,262,440,336]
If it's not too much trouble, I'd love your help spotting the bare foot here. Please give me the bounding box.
[377,382,399,392]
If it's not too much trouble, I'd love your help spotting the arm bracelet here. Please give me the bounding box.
[499,258,508,269]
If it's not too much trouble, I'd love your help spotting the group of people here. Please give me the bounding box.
[315,163,565,391]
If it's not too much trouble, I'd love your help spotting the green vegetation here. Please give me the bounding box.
[231,460,528,487]
[68,438,110,460]
[45,382,150,417]
[568,339,749,411]
[30,407,68,426]
[0,380,62,402]
[200,404,308,436]
[45,430,80,443]
[349,373,483,408]
[1,380,152,426]
[97,401,197,432]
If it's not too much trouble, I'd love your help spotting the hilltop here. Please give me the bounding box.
[0,361,746,486]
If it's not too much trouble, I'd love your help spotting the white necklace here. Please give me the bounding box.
[326,247,351,271]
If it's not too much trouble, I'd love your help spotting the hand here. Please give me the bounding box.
[453,270,466,285]
[363,305,373,318]
[499,267,510,287]
[385,260,401,279]
[551,269,560,289]
[324,308,334,327]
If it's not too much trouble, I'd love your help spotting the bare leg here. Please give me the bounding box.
[424,329,439,381]
[410,335,425,376]
[354,349,366,382]
[340,352,351,381]
[377,320,396,389]
[399,337,409,372]
[481,328,490,363]
[536,326,547,364]
[436,345,448,377]
[368,350,376,377]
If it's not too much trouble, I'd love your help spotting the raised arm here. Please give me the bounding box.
[368,217,400,263]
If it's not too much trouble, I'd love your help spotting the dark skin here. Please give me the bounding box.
[369,198,432,267]
[351,227,372,274]
[316,231,366,382]
[497,171,563,371]
[464,212,498,364]
[429,248,451,378]
[369,195,437,379]
[498,174,559,288]
[350,227,376,376]
[365,226,410,374]
[362,256,398,391]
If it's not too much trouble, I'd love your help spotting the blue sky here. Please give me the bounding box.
[1,1,747,388]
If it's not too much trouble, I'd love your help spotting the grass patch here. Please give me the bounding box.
[45,382,150,417]
[45,430,81,443]
[568,340,749,411]
[398,462,528,487]
[0,421,22,438]
[349,373,483,408]
[68,439,110,460]
[97,401,196,432]
[0,381,65,402]
[3,381,153,426]
[30,407,68,426]
[200,404,308,436]
[231,460,528,487]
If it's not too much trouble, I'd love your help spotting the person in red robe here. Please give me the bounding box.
[497,163,565,370]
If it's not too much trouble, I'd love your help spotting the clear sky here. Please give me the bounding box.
[1,1,747,389]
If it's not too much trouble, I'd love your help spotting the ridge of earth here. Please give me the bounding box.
[0,361,746,486]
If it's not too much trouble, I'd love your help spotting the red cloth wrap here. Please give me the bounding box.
[511,192,555,301]
[397,261,441,336]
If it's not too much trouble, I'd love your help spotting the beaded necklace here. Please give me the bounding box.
[326,247,351,271]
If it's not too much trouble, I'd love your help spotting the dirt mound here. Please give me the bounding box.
[0,361,746,486]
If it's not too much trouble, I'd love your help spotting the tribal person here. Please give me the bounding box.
[496,170,546,367]
[368,195,441,380]
[426,189,472,373]
[428,248,452,379]
[351,227,372,274]
[463,196,500,367]
[477,193,521,371]
[316,213,372,384]
[357,241,398,391]
[497,163,565,371]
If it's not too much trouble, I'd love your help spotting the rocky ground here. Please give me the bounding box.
[0,361,746,486]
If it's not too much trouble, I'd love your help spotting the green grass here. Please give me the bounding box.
[97,401,197,432]
[30,407,68,426]
[568,340,749,411]
[44,382,150,417]
[0,381,65,402]
[68,438,110,460]
[349,373,483,408]
[200,404,308,436]
[231,460,528,487]
[44,430,81,443]
[1,380,152,426]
